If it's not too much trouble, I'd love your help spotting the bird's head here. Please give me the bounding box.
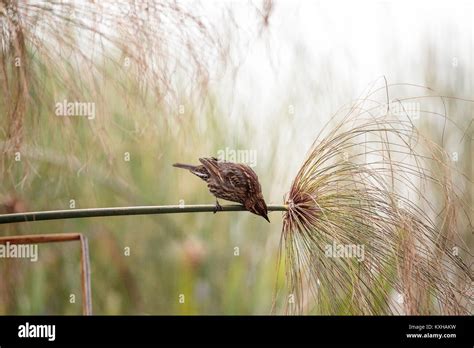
[246,194,270,222]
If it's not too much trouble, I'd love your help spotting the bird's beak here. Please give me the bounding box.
[263,214,270,223]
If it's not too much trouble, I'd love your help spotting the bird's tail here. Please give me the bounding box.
[173,162,209,180]
[172,163,197,171]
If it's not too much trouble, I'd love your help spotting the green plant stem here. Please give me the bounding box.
[0,204,288,224]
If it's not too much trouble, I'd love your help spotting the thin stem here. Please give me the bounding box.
[0,204,288,224]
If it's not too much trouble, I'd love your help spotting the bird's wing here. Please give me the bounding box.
[199,157,223,181]
[222,163,260,191]
[221,166,244,189]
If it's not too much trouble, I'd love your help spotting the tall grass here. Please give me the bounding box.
[0,0,279,315]
[0,0,233,155]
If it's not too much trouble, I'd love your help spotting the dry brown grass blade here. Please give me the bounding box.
[281,83,473,314]
[0,233,93,315]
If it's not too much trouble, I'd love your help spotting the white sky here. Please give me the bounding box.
[202,0,474,198]
[220,0,472,117]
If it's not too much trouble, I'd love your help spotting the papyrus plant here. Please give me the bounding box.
[281,84,472,314]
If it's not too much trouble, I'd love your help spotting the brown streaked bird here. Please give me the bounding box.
[173,157,270,222]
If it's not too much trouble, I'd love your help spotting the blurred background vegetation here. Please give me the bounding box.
[0,0,472,314]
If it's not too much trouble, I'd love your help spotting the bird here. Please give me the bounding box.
[173,157,270,222]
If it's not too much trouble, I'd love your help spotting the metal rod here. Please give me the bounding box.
[79,234,92,315]
[0,204,288,224]
[0,233,93,315]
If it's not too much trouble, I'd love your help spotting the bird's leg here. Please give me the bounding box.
[214,199,223,214]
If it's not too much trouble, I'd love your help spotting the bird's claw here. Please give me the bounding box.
[213,200,223,214]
